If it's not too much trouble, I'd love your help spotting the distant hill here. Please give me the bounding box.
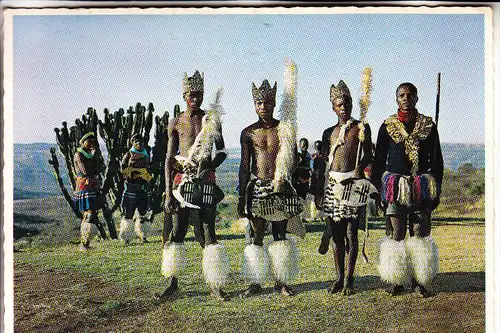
[13,142,484,200]
[223,143,485,171]
[14,143,69,199]
[440,143,484,170]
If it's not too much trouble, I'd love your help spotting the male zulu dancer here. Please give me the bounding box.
[316,80,374,295]
[238,64,304,297]
[372,82,443,297]
[73,132,106,251]
[119,133,153,244]
[156,71,230,301]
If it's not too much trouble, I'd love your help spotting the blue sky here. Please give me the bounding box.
[12,13,485,147]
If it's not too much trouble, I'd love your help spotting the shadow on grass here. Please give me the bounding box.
[292,272,484,295]
[293,275,383,294]
[434,271,485,293]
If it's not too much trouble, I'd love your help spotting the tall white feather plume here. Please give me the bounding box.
[278,58,298,126]
[185,87,224,168]
[274,58,298,185]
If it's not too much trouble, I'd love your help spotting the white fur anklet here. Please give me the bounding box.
[80,220,98,244]
[267,238,299,284]
[406,236,439,287]
[202,243,230,289]
[161,242,186,278]
[378,237,411,286]
[134,216,152,240]
[119,218,135,243]
[242,244,269,284]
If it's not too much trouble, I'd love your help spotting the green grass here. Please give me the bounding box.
[14,221,485,332]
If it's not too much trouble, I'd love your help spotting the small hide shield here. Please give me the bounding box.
[173,179,224,209]
[331,178,378,207]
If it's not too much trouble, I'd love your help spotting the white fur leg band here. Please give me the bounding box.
[134,217,151,240]
[161,242,186,278]
[406,236,439,288]
[119,218,135,242]
[242,244,269,284]
[378,237,410,286]
[267,238,299,284]
[142,220,152,239]
[80,221,98,244]
[202,243,230,289]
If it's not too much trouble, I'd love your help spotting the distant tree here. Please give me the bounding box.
[469,183,485,196]
[48,104,174,239]
[457,163,476,176]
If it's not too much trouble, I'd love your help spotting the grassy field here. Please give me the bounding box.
[14,216,485,332]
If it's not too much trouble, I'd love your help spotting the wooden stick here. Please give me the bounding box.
[435,73,441,127]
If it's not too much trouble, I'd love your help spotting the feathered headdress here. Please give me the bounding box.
[273,58,298,187]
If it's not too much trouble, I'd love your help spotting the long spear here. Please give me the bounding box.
[433,73,441,178]
[435,72,441,126]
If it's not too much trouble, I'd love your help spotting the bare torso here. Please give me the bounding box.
[242,120,280,181]
[165,108,227,208]
[171,110,213,170]
[250,124,280,180]
[329,121,361,173]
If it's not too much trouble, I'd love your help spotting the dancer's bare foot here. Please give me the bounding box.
[153,277,178,300]
[211,288,230,301]
[385,285,404,296]
[414,284,430,298]
[79,243,90,252]
[342,281,355,296]
[280,284,296,296]
[327,280,343,294]
[411,278,418,291]
[241,283,262,298]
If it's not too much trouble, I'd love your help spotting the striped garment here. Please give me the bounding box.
[73,189,105,212]
[322,170,360,221]
[121,182,149,216]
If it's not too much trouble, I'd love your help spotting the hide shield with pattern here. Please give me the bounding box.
[178,179,224,207]
[331,178,378,207]
[251,192,304,221]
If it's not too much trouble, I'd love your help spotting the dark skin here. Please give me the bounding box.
[157,90,228,301]
[318,95,373,296]
[165,91,227,212]
[314,141,322,154]
[384,85,431,297]
[298,139,309,164]
[238,98,297,297]
[299,139,308,152]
